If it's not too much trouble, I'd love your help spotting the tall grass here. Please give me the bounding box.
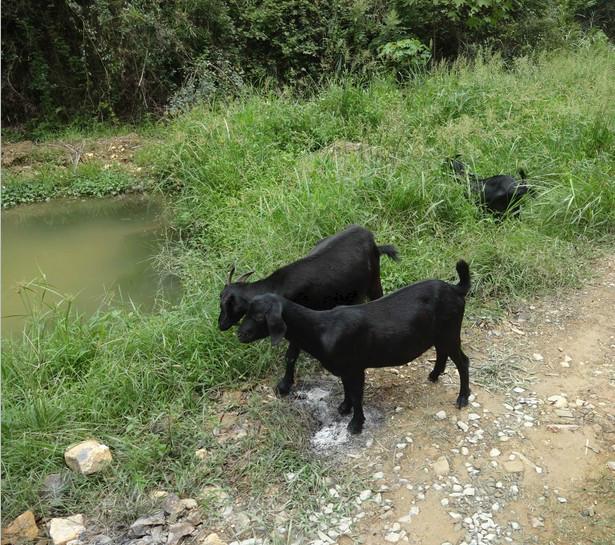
[2,38,614,525]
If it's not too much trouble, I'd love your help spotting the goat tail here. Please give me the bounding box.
[518,168,527,180]
[378,244,400,262]
[455,260,471,297]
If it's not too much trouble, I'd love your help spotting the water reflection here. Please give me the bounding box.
[1,195,180,336]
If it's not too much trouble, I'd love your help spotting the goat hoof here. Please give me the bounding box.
[275,380,292,397]
[428,371,439,383]
[347,419,364,435]
[338,400,352,415]
[456,394,469,408]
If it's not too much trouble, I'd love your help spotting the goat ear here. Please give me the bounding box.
[236,270,255,283]
[227,264,236,285]
[265,301,287,346]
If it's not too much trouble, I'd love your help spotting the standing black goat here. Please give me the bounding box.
[218,225,399,395]
[237,260,472,434]
[448,157,533,216]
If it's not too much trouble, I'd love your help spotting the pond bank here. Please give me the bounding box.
[1,134,154,208]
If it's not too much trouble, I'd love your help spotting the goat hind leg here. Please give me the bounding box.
[429,347,448,383]
[449,345,471,408]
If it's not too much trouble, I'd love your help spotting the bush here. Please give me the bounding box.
[2,0,601,126]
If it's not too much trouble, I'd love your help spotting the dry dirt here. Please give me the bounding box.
[1,134,143,175]
[309,252,615,545]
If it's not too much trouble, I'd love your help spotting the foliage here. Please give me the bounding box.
[4,0,610,125]
[378,38,432,75]
[1,165,144,208]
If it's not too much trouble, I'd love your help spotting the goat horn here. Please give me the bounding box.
[227,264,236,285]
[236,271,255,283]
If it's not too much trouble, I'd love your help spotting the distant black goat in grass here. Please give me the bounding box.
[219,225,399,396]
[237,260,472,434]
[448,156,534,216]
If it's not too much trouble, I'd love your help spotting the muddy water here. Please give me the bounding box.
[1,195,179,336]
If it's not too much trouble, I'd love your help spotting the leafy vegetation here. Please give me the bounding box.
[3,0,613,125]
[2,40,614,536]
[1,165,143,208]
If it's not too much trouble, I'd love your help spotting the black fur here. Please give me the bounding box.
[218,225,399,395]
[238,260,472,434]
[448,156,533,216]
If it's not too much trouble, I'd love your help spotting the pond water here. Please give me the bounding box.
[1,195,180,337]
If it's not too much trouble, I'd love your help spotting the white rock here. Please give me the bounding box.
[391,523,401,532]
[457,421,469,432]
[607,461,615,472]
[468,413,480,421]
[548,395,568,408]
[448,512,462,521]
[461,447,469,456]
[432,456,450,476]
[384,532,401,543]
[440,498,449,507]
[463,487,476,496]
[489,448,501,457]
[48,515,85,545]
[373,472,384,480]
[410,506,420,516]
[435,410,447,420]
[532,353,544,361]
[64,440,112,475]
[513,387,525,393]
[558,497,567,503]
[510,522,520,531]
[359,490,372,501]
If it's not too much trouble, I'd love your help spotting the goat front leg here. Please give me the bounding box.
[275,343,300,396]
[344,370,366,434]
[338,375,352,415]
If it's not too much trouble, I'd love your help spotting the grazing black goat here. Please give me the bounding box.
[237,260,472,434]
[448,157,533,216]
[219,225,399,396]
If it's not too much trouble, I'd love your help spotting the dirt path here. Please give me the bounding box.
[300,253,615,545]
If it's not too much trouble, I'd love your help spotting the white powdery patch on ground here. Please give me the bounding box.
[291,378,382,455]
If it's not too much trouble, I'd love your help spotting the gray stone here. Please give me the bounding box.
[130,512,166,537]
[166,522,194,545]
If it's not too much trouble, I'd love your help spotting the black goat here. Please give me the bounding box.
[237,260,472,434]
[219,225,399,395]
[448,157,533,216]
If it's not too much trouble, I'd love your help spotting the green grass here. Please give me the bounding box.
[2,37,615,534]
[1,163,145,208]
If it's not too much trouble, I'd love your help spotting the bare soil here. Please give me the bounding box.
[1,134,143,175]
[314,252,615,545]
